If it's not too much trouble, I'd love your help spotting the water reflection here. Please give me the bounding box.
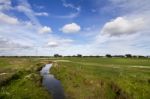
[40,64,65,99]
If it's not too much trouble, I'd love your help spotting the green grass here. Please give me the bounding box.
[0,58,52,99]
[1,57,150,99]
[51,57,150,99]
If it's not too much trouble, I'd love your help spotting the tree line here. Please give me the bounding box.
[0,54,149,58]
[54,54,150,58]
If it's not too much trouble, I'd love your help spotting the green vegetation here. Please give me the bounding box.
[51,57,150,99]
[0,57,150,99]
[0,58,52,99]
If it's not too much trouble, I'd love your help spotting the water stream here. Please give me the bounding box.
[40,64,65,99]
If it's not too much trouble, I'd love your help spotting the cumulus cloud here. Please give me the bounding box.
[95,0,150,56]
[0,13,19,25]
[100,17,147,36]
[39,26,52,34]
[61,23,81,33]
[47,38,74,47]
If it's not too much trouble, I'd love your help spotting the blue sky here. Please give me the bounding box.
[0,0,150,56]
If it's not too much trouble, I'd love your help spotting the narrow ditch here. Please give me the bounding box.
[110,82,130,99]
[40,64,65,99]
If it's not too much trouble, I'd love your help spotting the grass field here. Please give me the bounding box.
[0,57,150,99]
[51,57,150,99]
[0,58,52,99]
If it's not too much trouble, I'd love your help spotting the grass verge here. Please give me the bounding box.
[0,58,52,99]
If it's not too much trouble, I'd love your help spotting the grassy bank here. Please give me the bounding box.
[0,58,52,99]
[51,57,150,99]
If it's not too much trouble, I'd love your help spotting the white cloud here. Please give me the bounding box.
[62,0,81,11]
[16,0,52,34]
[92,0,150,55]
[52,0,81,19]
[100,17,147,36]
[109,0,150,14]
[0,18,38,51]
[62,0,75,9]
[47,42,59,47]
[0,0,51,53]
[56,0,81,19]
[0,36,32,51]
[61,23,81,33]
[0,0,12,11]
[56,12,79,19]
[39,26,52,34]
[46,38,74,48]
[16,5,31,13]
[1,0,150,56]
[35,12,49,16]
[17,5,49,17]
[0,13,19,25]
[16,1,50,26]
[0,0,11,4]
[62,39,74,43]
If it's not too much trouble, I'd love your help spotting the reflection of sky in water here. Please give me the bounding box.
[40,64,65,99]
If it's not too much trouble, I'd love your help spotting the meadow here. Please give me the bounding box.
[0,57,150,99]
[51,57,150,99]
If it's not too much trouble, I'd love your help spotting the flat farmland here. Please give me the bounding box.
[51,57,150,99]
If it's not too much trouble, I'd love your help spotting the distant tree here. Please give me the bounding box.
[125,54,132,58]
[54,54,62,57]
[147,56,150,58]
[106,54,112,58]
[72,55,76,57]
[132,55,138,58]
[77,54,82,57]
[138,56,145,58]
[65,56,71,57]
[113,55,124,58]
[95,55,100,58]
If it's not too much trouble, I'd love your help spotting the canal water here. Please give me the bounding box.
[40,64,65,99]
